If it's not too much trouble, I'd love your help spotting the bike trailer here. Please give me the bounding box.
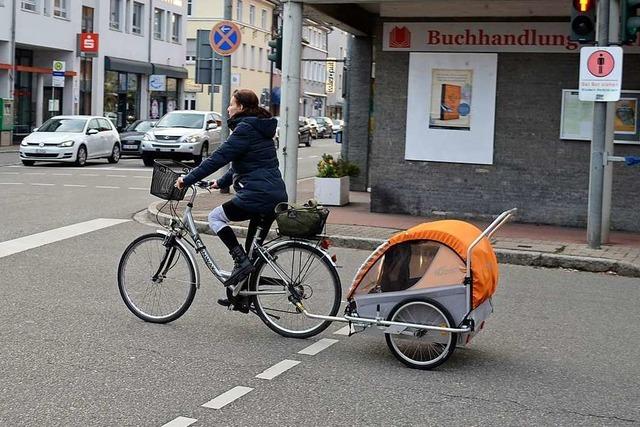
[346,218,501,346]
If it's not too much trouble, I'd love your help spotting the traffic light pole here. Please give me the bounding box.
[279,0,303,203]
[587,0,610,249]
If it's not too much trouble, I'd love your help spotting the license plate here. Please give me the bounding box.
[123,145,137,149]
[36,148,47,153]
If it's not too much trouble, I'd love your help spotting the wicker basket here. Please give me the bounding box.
[150,160,191,201]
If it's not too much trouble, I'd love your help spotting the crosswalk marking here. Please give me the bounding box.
[0,218,130,258]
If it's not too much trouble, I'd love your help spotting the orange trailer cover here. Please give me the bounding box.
[349,220,498,309]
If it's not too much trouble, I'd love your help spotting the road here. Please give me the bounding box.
[1,146,639,426]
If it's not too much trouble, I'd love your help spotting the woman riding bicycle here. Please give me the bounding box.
[175,89,287,294]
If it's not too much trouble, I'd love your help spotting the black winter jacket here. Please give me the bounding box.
[183,115,288,214]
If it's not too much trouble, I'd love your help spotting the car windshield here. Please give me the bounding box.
[38,118,87,133]
[155,113,204,129]
[131,121,154,132]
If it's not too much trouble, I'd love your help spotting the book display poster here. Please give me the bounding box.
[560,90,640,144]
[405,53,497,164]
[429,69,473,130]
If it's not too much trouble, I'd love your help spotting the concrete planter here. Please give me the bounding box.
[314,176,349,206]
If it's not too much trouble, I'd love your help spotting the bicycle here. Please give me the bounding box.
[117,160,342,339]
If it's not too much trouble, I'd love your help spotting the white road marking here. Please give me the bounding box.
[0,218,130,258]
[80,173,99,177]
[255,359,300,380]
[31,183,54,186]
[132,176,150,179]
[51,173,72,176]
[106,174,127,178]
[161,416,197,427]
[63,184,87,188]
[24,172,46,175]
[0,182,23,185]
[0,172,19,175]
[128,187,148,191]
[8,165,150,172]
[95,185,119,189]
[334,326,354,336]
[298,338,339,355]
[202,386,253,409]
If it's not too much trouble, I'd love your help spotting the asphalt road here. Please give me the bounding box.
[1,152,639,426]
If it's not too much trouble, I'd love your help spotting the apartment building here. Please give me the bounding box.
[185,0,275,113]
[0,0,187,141]
[300,22,329,118]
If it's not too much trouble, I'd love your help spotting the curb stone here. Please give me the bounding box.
[147,202,640,278]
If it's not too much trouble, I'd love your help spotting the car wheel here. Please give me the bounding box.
[108,143,121,164]
[193,142,209,165]
[22,160,35,166]
[75,145,87,167]
[142,153,154,167]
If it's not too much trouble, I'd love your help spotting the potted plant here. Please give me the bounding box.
[314,154,360,206]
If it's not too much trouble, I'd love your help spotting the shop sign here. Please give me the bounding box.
[52,60,65,88]
[326,61,336,94]
[78,33,99,57]
[383,22,640,53]
[184,79,203,93]
[149,75,167,91]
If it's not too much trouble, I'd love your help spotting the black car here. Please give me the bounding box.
[274,116,312,148]
[119,120,157,156]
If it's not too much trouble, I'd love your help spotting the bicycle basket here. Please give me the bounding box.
[275,202,329,238]
[150,160,192,201]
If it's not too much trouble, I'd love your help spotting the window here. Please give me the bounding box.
[21,0,37,12]
[249,4,255,26]
[250,46,255,69]
[236,0,242,22]
[97,118,113,131]
[110,0,121,29]
[132,2,143,35]
[125,0,131,32]
[241,43,247,68]
[186,38,196,61]
[187,0,193,15]
[261,9,267,29]
[82,6,94,32]
[153,8,163,40]
[258,48,263,72]
[171,14,181,43]
[53,0,67,18]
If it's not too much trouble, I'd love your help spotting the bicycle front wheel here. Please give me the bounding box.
[118,233,197,323]
[250,241,341,339]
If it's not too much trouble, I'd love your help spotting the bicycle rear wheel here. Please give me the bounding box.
[118,233,197,323]
[250,241,341,339]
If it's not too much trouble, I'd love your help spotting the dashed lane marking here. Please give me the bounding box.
[298,338,339,355]
[161,416,197,427]
[0,172,19,175]
[0,218,130,258]
[51,173,72,176]
[24,172,46,175]
[106,174,127,178]
[95,185,119,189]
[63,184,87,187]
[255,359,300,380]
[128,187,147,190]
[334,326,354,336]
[201,386,253,409]
[31,183,55,186]
[80,173,99,177]
[0,182,23,185]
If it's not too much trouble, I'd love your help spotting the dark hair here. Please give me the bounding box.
[232,89,272,119]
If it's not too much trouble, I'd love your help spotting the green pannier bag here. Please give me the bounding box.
[274,201,329,238]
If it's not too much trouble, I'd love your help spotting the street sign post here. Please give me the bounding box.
[52,60,65,88]
[209,21,242,56]
[579,46,623,101]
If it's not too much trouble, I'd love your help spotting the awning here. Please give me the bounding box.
[105,56,153,75]
[304,91,327,98]
[152,63,188,79]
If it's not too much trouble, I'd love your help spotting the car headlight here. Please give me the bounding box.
[58,140,75,147]
[142,133,153,141]
[181,135,198,144]
[20,140,28,146]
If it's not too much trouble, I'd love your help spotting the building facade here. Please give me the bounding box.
[0,0,187,140]
[300,22,329,118]
[185,0,275,113]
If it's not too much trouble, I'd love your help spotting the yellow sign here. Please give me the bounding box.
[326,61,336,94]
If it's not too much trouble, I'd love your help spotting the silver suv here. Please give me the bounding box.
[140,110,222,166]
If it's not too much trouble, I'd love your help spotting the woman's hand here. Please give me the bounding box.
[175,176,185,189]
[209,180,219,190]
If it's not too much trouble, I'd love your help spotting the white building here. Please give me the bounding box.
[300,22,329,118]
[0,0,187,142]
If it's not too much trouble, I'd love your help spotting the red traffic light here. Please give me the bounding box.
[573,0,594,12]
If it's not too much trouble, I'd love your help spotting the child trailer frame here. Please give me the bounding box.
[292,208,517,370]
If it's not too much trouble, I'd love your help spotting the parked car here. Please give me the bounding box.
[19,115,121,167]
[307,117,321,139]
[140,110,222,166]
[312,116,334,138]
[274,116,312,147]
[119,120,157,157]
[332,119,344,134]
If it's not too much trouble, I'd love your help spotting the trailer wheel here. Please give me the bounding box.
[385,299,457,370]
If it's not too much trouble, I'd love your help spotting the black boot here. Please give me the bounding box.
[225,245,254,288]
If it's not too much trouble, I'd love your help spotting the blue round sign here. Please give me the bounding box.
[458,103,470,116]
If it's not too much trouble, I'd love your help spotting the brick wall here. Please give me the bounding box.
[369,41,640,231]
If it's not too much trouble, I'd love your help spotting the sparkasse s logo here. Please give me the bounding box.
[389,26,411,48]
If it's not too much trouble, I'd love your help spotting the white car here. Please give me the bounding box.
[140,110,222,166]
[19,115,121,167]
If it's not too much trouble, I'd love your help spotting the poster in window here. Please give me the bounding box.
[614,98,637,134]
[429,69,472,131]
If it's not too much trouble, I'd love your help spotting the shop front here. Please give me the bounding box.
[104,56,152,130]
[148,64,187,120]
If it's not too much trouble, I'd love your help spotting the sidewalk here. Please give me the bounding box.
[149,178,640,277]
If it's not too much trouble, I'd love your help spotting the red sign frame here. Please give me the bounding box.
[79,33,99,57]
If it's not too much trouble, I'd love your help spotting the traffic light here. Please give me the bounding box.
[570,0,596,43]
[268,35,282,70]
[621,0,640,44]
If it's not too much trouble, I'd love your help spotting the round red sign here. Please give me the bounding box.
[586,50,615,78]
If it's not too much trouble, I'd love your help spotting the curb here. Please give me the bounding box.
[147,202,640,278]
